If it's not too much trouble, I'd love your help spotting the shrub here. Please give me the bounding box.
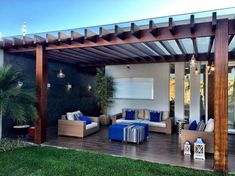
[0,138,26,152]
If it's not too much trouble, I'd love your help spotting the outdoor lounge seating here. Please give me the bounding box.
[111,109,173,134]
[58,112,100,138]
[179,121,214,154]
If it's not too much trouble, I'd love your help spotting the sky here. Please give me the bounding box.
[0,0,235,37]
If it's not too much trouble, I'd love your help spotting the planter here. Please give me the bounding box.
[100,115,110,126]
[13,125,30,136]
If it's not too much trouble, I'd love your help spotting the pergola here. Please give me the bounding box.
[1,8,235,172]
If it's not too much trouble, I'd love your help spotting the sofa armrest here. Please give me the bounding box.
[89,116,100,124]
[58,119,86,137]
[184,124,189,130]
[58,119,85,127]
[111,113,122,124]
[164,117,173,134]
[61,115,67,120]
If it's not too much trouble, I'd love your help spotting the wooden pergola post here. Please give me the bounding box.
[214,19,228,172]
[34,44,48,144]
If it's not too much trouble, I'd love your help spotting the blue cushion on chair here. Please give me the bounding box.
[125,110,135,120]
[150,111,161,122]
[189,120,197,130]
[79,115,92,125]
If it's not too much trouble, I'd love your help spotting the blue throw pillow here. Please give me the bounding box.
[150,111,161,122]
[79,115,92,125]
[189,120,197,130]
[125,110,135,120]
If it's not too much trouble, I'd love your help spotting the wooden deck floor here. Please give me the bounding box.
[44,127,235,172]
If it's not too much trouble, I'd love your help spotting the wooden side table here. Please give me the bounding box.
[176,120,188,135]
[100,115,110,126]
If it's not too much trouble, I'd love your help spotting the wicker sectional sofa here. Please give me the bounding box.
[111,109,173,134]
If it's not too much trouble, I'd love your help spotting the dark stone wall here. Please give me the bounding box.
[2,52,100,137]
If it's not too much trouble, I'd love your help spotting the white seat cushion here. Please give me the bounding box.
[86,122,98,130]
[116,118,143,124]
[141,120,166,128]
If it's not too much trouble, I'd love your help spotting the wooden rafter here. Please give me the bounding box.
[130,43,157,61]
[159,41,176,57]
[175,39,187,57]
[208,36,214,59]
[131,23,142,38]
[212,12,217,31]
[149,20,158,36]
[106,45,138,62]
[229,35,234,45]
[192,38,198,56]
[144,42,167,56]
[190,15,195,33]
[58,32,71,44]
[169,17,175,35]
[84,28,99,42]
[118,44,147,62]
[71,31,85,43]
[99,27,114,41]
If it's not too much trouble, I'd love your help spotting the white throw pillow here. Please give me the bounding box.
[162,111,169,121]
[204,118,214,132]
[66,112,74,120]
[66,110,82,120]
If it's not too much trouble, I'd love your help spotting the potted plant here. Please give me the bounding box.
[94,68,115,125]
[0,65,37,138]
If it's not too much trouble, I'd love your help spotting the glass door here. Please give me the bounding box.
[228,64,235,134]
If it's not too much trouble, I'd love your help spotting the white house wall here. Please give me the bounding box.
[106,63,170,115]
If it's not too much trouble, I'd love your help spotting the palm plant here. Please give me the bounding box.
[0,65,37,127]
[94,68,115,115]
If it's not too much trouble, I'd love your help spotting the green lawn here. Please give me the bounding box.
[0,146,232,176]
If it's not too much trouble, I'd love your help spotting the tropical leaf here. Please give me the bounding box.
[0,65,37,125]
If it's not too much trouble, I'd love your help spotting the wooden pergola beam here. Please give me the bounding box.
[213,19,228,172]
[35,44,47,144]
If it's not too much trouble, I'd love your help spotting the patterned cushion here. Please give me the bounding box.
[144,109,150,120]
[197,120,206,131]
[137,109,145,119]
